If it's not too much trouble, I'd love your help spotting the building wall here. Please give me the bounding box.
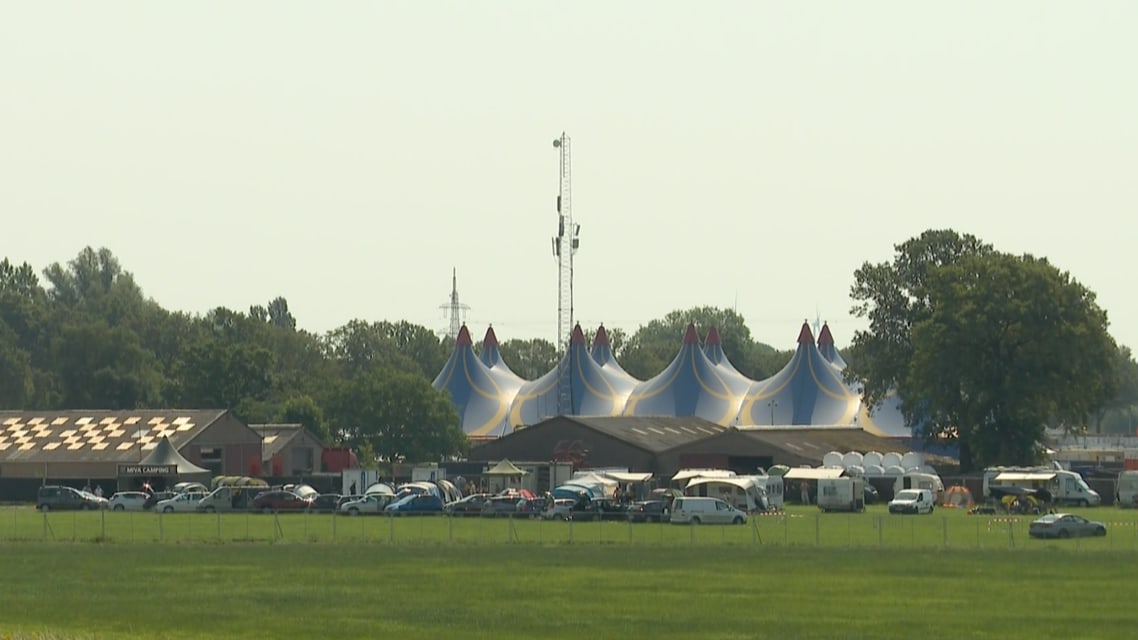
[469,420,657,473]
[186,414,263,476]
[657,431,812,475]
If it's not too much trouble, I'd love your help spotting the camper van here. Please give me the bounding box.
[984,467,1102,507]
[1117,471,1138,508]
[817,477,865,513]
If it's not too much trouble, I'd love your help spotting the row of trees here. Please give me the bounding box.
[2,233,1137,470]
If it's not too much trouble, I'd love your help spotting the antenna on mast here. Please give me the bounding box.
[551,132,579,353]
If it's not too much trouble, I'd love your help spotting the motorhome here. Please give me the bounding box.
[1117,470,1138,507]
[983,467,1102,506]
[816,477,865,513]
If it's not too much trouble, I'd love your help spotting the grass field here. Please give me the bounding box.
[3,506,1138,639]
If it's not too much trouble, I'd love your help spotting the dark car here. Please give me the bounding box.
[570,498,629,522]
[444,493,491,516]
[384,494,444,515]
[252,490,314,513]
[1029,513,1107,539]
[36,485,103,511]
[628,499,671,523]
[863,484,880,505]
[308,493,343,514]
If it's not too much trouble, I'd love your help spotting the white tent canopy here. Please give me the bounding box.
[783,467,846,480]
[685,477,757,491]
[604,471,653,483]
[485,459,528,476]
[672,469,737,483]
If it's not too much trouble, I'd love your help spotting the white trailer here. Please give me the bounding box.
[817,477,865,513]
[1116,470,1138,507]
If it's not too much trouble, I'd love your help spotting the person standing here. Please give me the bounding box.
[94,484,104,498]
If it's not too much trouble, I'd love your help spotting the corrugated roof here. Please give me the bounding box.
[0,410,228,463]
[738,427,911,458]
[562,416,725,453]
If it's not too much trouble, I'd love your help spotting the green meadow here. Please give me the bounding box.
[3,506,1138,639]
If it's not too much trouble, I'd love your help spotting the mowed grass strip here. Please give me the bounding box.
[1,543,1137,640]
[6,505,1138,551]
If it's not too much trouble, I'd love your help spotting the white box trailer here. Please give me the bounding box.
[817,477,865,513]
[1117,470,1138,507]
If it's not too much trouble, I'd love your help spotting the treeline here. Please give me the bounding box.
[0,248,795,460]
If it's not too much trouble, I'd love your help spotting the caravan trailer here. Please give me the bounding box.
[893,472,944,504]
[1116,471,1138,507]
[817,477,865,513]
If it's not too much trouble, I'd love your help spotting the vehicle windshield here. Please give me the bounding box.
[895,490,920,500]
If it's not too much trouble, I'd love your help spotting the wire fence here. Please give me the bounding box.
[5,507,1138,551]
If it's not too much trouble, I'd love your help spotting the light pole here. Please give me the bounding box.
[767,400,778,426]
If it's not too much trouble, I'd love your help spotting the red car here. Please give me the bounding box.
[252,490,314,513]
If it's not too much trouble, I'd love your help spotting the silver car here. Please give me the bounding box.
[1029,513,1107,539]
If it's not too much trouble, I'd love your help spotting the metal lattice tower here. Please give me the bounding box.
[438,267,470,341]
[551,133,579,353]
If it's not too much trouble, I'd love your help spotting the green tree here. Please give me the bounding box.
[619,307,765,380]
[279,394,331,444]
[51,320,163,409]
[498,338,558,379]
[330,369,467,462]
[849,230,1115,471]
[322,320,421,376]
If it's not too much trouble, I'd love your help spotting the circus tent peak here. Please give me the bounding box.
[433,327,513,438]
[477,325,526,389]
[737,322,858,426]
[816,322,848,370]
[589,324,641,386]
[623,324,750,426]
[702,326,754,387]
[508,326,632,428]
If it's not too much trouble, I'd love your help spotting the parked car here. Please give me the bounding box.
[36,485,104,511]
[307,493,343,514]
[155,491,207,513]
[1029,513,1107,539]
[339,494,394,515]
[627,499,671,523]
[108,491,149,512]
[252,491,314,513]
[541,498,577,521]
[444,493,491,516]
[481,496,524,517]
[888,489,935,515]
[384,494,444,515]
[863,484,880,505]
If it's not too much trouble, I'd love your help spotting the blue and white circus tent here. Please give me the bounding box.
[589,325,640,395]
[623,323,751,426]
[703,326,755,389]
[816,322,848,370]
[477,325,526,395]
[431,325,514,438]
[508,324,631,428]
[736,322,860,426]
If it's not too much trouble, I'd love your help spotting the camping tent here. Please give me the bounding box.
[484,459,527,492]
[623,323,751,426]
[736,322,860,426]
[432,325,514,437]
[509,324,632,427]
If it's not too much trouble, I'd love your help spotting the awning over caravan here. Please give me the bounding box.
[685,477,756,491]
[672,469,736,483]
[784,468,846,480]
[994,472,1056,482]
[605,472,653,483]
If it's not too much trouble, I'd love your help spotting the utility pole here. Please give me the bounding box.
[551,133,580,415]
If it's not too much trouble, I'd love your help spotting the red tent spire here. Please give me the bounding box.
[571,323,586,344]
[796,320,815,345]
[482,325,499,348]
[593,324,610,346]
[456,324,473,347]
[817,322,834,346]
[705,326,722,345]
[683,322,700,345]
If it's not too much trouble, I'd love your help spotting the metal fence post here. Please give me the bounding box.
[568,516,573,544]
[216,511,221,542]
[942,516,948,549]
[783,513,788,546]
[100,509,105,540]
[815,514,820,547]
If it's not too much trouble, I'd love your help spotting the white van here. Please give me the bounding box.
[1117,471,1138,507]
[817,477,865,513]
[670,497,748,525]
[888,489,934,514]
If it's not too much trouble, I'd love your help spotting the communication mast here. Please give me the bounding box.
[551,132,580,353]
[438,267,469,341]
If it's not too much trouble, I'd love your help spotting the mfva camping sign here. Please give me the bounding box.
[118,464,178,476]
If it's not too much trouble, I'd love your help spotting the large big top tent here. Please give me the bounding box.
[508,324,631,428]
[703,326,755,389]
[477,326,526,395]
[589,325,641,391]
[431,325,514,438]
[622,323,751,425]
[736,322,860,426]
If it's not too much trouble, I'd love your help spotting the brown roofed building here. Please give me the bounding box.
[249,424,324,476]
[0,409,261,480]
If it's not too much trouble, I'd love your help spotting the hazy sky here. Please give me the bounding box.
[3,2,1136,351]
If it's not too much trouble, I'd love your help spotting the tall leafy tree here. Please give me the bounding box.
[618,307,768,379]
[330,369,468,461]
[849,230,1115,470]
